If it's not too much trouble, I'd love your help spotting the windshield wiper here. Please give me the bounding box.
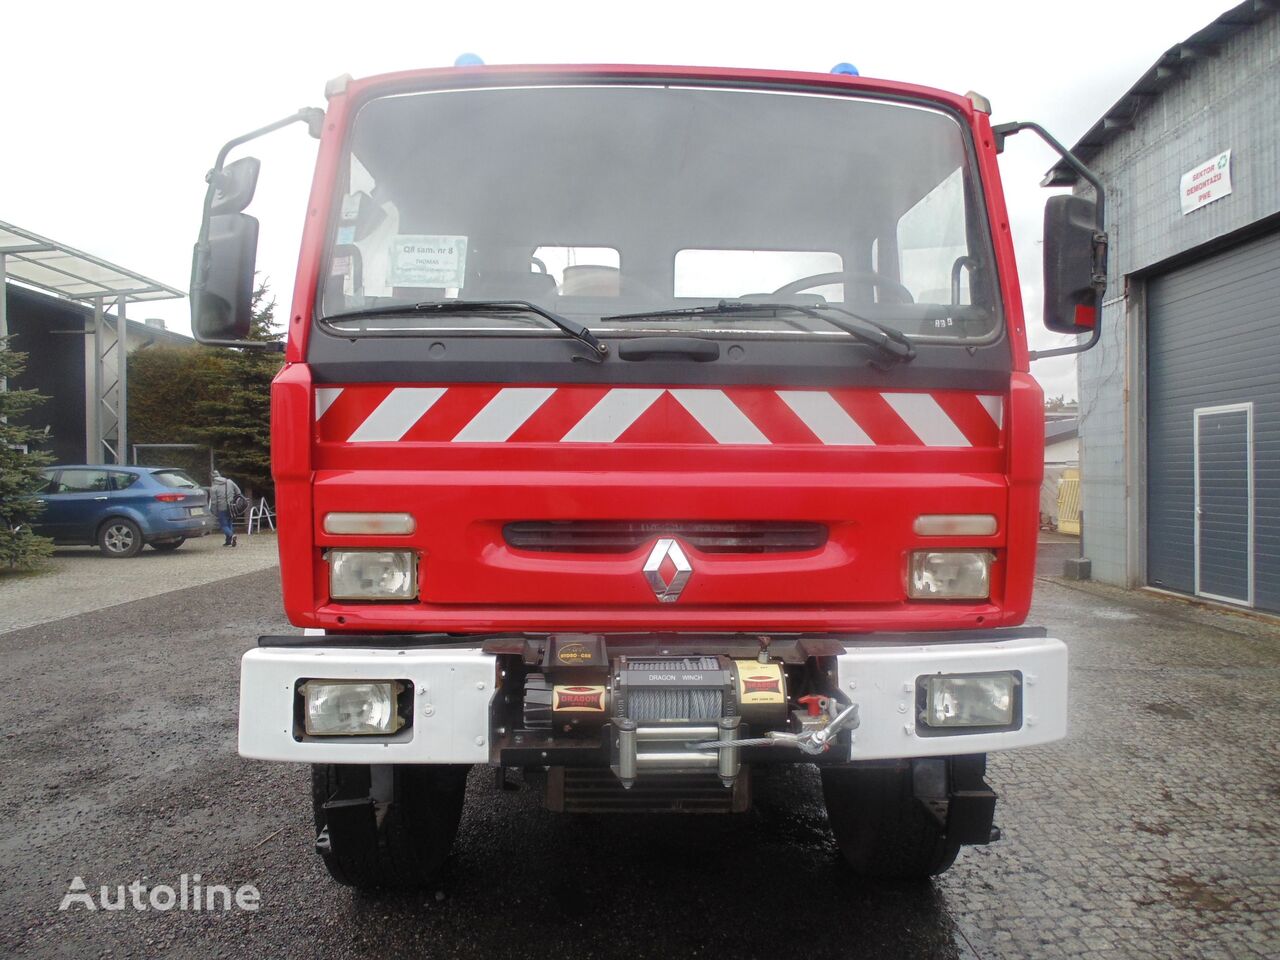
[601,301,915,362]
[322,299,609,360]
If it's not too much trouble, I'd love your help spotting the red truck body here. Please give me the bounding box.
[271,65,1043,637]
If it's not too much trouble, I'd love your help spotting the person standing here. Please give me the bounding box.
[210,470,242,547]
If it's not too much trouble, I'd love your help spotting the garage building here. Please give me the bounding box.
[1047,1,1279,612]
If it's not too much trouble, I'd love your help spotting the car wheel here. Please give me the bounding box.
[98,518,143,558]
[150,539,185,552]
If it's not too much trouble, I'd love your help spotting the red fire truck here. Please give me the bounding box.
[191,63,1105,890]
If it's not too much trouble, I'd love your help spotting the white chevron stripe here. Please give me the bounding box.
[560,389,663,442]
[453,387,555,442]
[348,387,447,442]
[977,395,1003,429]
[882,393,970,447]
[670,389,770,444]
[776,391,872,445]
[315,387,343,421]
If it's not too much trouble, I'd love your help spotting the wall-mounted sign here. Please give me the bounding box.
[1180,150,1232,215]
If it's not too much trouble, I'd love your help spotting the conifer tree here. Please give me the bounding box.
[128,280,282,499]
[0,338,54,569]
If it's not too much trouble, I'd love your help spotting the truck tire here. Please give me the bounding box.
[821,766,961,881]
[311,763,469,891]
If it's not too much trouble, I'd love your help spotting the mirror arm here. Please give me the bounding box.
[193,107,325,349]
[992,121,1108,361]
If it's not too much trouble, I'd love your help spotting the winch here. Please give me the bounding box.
[609,654,793,788]
[518,637,858,790]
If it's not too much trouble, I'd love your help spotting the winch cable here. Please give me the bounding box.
[687,702,861,756]
[624,659,725,723]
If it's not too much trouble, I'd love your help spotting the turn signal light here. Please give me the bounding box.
[913,514,998,536]
[323,512,416,535]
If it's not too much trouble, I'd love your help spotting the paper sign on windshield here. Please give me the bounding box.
[389,235,468,288]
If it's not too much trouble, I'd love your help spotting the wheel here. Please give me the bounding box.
[821,766,960,881]
[150,539,186,552]
[311,763,469,891]
[98,518,144,558]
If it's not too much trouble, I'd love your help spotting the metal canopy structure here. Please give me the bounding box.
[0,220,184,465]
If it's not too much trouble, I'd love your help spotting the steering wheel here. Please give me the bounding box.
[772,271,914,304]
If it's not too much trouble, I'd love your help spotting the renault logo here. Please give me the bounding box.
[643,538,692,603]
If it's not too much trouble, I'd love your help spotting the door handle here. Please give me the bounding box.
[94,496,108,501]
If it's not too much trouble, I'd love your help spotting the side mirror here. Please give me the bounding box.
[191,213,259,341]
[209,156,261,215]
[1043,195,1103,335]
[188,108,324,347]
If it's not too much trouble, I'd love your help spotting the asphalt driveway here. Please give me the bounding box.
[0,557,1275,959]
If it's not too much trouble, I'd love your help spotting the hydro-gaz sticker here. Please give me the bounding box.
[734,661,785,704]
[389,235,468,288]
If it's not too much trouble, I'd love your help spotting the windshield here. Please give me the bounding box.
[319,84,1000,343]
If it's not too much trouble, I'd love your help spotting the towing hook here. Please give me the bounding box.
[686,702,860,755]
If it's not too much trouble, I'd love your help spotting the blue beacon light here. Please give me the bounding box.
[454,53,485,67]
[830,62,860,76]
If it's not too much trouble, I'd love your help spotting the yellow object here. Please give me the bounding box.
[1058,469,1081,535]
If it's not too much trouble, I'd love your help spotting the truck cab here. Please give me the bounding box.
[193,64,1104,890]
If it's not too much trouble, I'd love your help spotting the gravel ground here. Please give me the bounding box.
[0,564,1276,959]
[0,532,280,634]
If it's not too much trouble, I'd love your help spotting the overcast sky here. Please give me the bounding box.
[1,0,1223,400]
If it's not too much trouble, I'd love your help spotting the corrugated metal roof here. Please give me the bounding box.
[4,282,193,346]
[0,220,182,304]
[1045,418,1080,442]
[1045,1,1275,186]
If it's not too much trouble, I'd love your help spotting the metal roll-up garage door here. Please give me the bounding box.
[1146,228,1280,611]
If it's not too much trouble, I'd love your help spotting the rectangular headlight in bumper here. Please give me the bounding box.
[908,550,992,599]
[327,549,418,600]
[919,672,1019,730]
[300,679,406,735]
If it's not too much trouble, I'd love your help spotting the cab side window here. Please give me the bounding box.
[54,469,110,493]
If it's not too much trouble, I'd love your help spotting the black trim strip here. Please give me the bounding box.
[307,331,1011,390]
[258,626,1048,652]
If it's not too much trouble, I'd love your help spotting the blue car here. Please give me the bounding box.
[32,465,216,557]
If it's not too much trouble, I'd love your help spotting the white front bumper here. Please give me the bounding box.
[238,635,1067,765]
[836,636,1068,760]
[239,646,498,763]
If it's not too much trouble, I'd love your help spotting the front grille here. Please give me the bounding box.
[503,520,827,554]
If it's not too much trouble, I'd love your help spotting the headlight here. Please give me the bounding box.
[921,672,1018,728]
[328,549,417,600]
[301,679,405,736]
[908,550,992,599]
